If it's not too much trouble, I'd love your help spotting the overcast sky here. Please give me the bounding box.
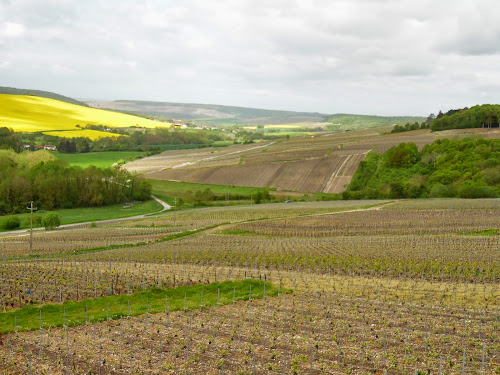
[1,0,499,115]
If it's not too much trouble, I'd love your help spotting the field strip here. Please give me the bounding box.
[0,280,283,333]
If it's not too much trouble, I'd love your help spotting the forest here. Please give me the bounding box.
[344,138,500,199]
[430,104,500,131]
[0,150,151,215]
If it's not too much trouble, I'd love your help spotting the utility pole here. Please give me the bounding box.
[173,197,177,227]
[26,201,35,255]
[225,187,228,207]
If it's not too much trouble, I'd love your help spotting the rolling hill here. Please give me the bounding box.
[0,86,89,107]
[127,126,500,194]
[0,94,169,140]
[86,99,329,125]
[325,113,426,130]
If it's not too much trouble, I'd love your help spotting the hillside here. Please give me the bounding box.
[132,127,435,194]
[0,86,88,107]
[0,94,169,139]
[86,99,329,125]
[344,138,500,199]
[325,113,426,130]
[128,127,500,194]
[431,104,500,131]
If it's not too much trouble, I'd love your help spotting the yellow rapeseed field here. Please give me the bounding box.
[43,129,123,140]
[0,94,168,137]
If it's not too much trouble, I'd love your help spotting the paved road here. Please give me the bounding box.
[0,195,171,237]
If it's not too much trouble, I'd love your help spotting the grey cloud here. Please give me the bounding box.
[0,0,499,115]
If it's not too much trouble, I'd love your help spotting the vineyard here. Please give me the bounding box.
[136,127,500,194]
[0,199,498,373]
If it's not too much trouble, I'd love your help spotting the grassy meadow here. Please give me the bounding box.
[0,94,168,135]
[52,151,145,168]
[0,279,279,333]
[0,199,162,232]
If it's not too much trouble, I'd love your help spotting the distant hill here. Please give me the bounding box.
[86,100,328,125]
[325,114,426,130]
[431,104,500,131]
[0,86,89,107]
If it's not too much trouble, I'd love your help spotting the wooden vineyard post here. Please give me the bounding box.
[462,347,466,375]
[145,297,149,332]
[130,340,133,374]
[98,343,102,375]
[310,345,313,375]
[166,295,170,329]
[159,332,162,366]
[186,312,191,360]
[39,309,42,358]
[65,328,69,375]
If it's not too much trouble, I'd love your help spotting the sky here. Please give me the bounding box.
[1,0,500,116]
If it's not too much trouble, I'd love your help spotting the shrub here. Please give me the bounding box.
[457,183,498,199]
[42,213,61,230]
[2,216,20,230]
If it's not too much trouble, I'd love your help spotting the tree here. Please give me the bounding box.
[385,143,418,168]
[42,213,61,230]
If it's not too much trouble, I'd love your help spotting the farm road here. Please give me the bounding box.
[0,195,171,237]
[171,142,275,169]
[200,200,396,236]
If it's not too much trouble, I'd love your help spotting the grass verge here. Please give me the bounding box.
[0,279,286,333]
[0,199,162,232]
[51,151,146,168]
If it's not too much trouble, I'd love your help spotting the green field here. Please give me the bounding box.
[0,199,162,232]
[0,280,281,333]
[52,151,146,168]
[150,179,273,206]
[149,179,339,208]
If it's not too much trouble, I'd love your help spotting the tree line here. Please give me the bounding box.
[343,138,500,199]
[0,127,23,152]
[430,104,500,131]
[0,150,151,214]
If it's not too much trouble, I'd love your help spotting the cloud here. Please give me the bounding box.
[0,0,499,115]
[2,22,25,37]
